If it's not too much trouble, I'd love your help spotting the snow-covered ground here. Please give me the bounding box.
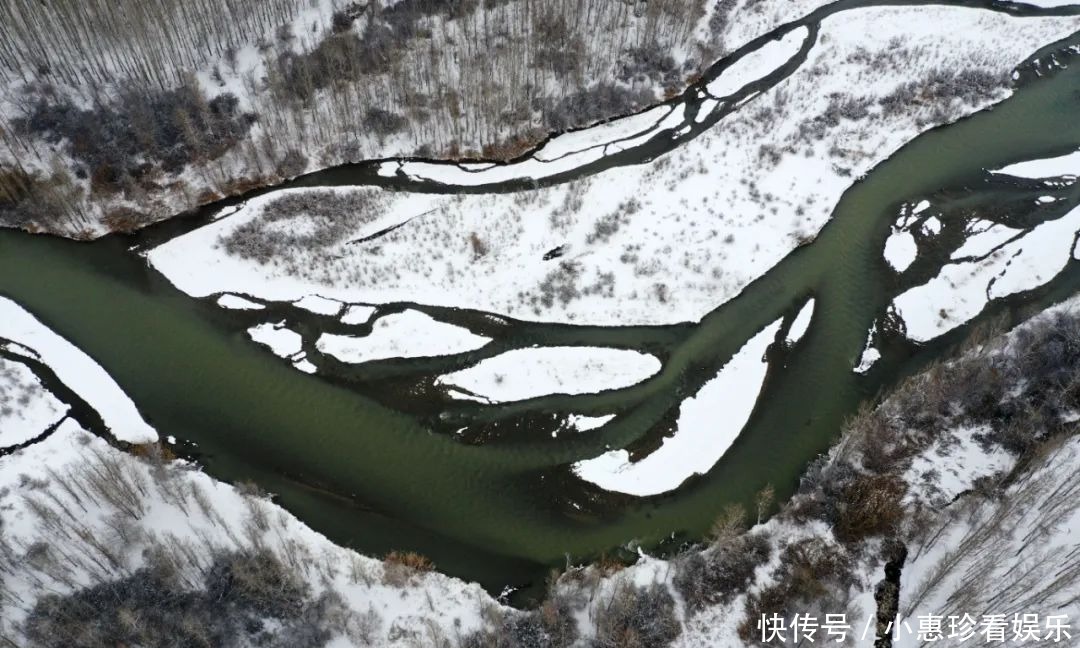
[894,203,1080,342]
[0,297,156,444]
[786,298,815,345]
[573,319,780,496]
[0,356,66,448]
[436,346,661,403]
[895,435,1080,647]
[993,148,1080,179]
[0,421,500,646]
[317,310,491,364]
[147,6,1080,329]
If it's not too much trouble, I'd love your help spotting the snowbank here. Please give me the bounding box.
[437,347,661,403]
[991,148,1080,178]
[894,205,1080,341]
[787,298,815,344]
[705,27,808,98]
[573,319,780,496]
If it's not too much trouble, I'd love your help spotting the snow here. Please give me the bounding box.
[922,216,942,236]
[705,27,808,98]
[854,324,880,374]
[565,414,616,433]
[294,358,318,374]
[991,148,1080,179]
[787,298,814,345]
[436,347,661,403]
[854,346,881,374]
[248,321,304,358]
[145,7,1080,329]
[0,357,66,448]
[388,105,688,186]
[573,318,780,496]
[293,294,343,316]
[532,105,675,162]
[1014,0,1080,5]
[884,230,918,272]
[950,219,1020,259]
[0,421,500,646]
[903,425,1013,507]
[341,304,377,325]
[895,436,1080,647]
[0,297,156,443]
[216,293,265,310]
[894,205,1080,342]
[317,310,490,364]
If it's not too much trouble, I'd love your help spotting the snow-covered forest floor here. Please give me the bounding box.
[148,6,1080,327]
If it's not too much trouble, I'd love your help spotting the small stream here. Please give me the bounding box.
[1,1,1079,604]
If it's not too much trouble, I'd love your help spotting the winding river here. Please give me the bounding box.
[2,1,1080,604]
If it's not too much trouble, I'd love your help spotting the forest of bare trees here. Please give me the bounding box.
[0,0,714,236]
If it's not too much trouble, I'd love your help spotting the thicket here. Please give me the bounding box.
[219,189,383,265]
[22,548,349,648]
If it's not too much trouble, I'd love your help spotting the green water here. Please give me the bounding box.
[2,21,1080,601]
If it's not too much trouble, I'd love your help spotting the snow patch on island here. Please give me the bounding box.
[573,318,780,496]
[0,297,156,443]
[318,310,490,364]
[884,230,918,272]
[991,148,1080,179]
[248,321,304,358]
[217,294,265,310]
[437,347,661,403]
[894,205,1080,342]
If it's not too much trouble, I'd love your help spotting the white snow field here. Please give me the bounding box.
[437,346,661,403]
[572,318,780,496]
[894,204,1080,341]
[148,7,1080,330]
